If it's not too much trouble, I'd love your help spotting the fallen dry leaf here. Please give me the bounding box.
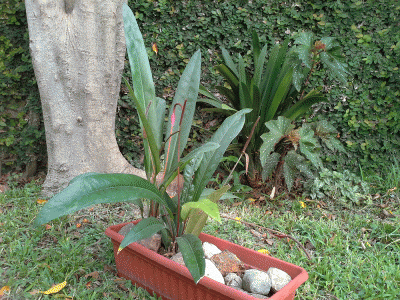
[76,223,82,228]
[231,201,242,207]
[29,289,41,295]
[45,224,52,230]
[85,271,100,280]
[82,218,89,223]
[103,265,116,274]
[36,199,47,204]
[0,286,10,297]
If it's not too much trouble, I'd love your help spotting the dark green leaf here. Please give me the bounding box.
[176,234,205,284]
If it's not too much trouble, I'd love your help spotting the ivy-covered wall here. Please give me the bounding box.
[2,0,399,176]
[0,0,45,176]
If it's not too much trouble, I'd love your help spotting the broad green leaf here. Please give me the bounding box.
[191,109,250,203]
[294,32,313,68]
[320,37,337,51]
[260,116,294,164]
[283,159,296,192]
[261,152,280,180]
[35,173,174,226]
[320,52,349,84]
[176,234,205,284]
[286,150,314,179]
[164,50,202,173]
[292,60,305,92]
[119,218,165,251]
[299,125,323,169]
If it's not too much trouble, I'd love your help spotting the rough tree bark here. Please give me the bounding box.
[25,0,145,196]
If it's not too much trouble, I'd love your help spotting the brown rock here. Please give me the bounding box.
[170,252,186,266]
[210,250,245,276]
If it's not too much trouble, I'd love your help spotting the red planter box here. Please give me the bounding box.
[105,221,308,300]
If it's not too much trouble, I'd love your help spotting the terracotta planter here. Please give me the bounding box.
[105,221,308,300]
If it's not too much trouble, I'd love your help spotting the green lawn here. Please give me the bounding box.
[0,180,399,299]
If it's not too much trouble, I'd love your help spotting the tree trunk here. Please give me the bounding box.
[25,0,145,197]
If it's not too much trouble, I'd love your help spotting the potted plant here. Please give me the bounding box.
[35,4,308,299]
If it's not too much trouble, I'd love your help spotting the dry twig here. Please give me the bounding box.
[221,214,312,260]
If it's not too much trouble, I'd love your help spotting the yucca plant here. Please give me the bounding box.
[200,31,349,181]
[35,3,250,284]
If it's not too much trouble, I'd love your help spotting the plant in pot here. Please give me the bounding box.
[35,5,308,299]
[35,2,249,284]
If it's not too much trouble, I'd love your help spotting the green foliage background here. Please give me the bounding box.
[2,0,399,177]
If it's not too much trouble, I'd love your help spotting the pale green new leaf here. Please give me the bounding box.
[184,186,230,237]
[181,199,221,223]
[176,234,205,284]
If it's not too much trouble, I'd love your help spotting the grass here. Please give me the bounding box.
[0,177,399,299]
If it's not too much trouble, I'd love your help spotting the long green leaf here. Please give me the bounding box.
[164,50,201,173]
[35,173,173,225]
[215,64,239,91]
[191,109,250,203]
[119,218,165,250]
[123,4,160,148]
[282,88,326,120]
[123,3,155,111]
[251,30,261,64]
[221,47,239,78]
[265,68,294,121]
[176,234,205,284]
[124,77,161,174]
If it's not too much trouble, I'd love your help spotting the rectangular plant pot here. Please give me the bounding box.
[105,221,308,300]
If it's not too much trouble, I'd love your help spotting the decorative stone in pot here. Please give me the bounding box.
[105,221,308,300]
